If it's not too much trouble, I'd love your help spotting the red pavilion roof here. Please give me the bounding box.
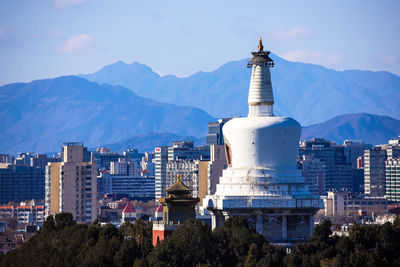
[122,202,136,213]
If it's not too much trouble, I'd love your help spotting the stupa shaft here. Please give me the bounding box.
[248,37,275,117]
[248,62,274,116]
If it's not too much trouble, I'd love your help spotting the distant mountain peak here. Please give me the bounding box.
[0,75,214,154]
[302,113,400,145]
[80,54,400,126]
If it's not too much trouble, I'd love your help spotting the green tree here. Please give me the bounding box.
[257,243,285,267]
[244,243,259,267]
[310,220,332,244]
[213,216,267,266]
[42,215,56,232]
[147,219,216,267]
[55,212,76,230]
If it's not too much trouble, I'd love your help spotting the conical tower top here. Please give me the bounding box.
[248,38,274,68]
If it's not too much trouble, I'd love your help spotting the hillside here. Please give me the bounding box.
[0,76,214,154]
[301,113,400,145]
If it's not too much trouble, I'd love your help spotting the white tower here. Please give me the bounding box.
[203,38,322,245]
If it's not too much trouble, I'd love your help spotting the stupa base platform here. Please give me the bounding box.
[209,207,317,244]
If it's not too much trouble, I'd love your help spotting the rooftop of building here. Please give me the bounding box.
[155,205,163,212]
[62,142,84,147]
[122,202,136,213]
[165,175,192,194]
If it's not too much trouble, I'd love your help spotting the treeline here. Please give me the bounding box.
[1,213,399,266]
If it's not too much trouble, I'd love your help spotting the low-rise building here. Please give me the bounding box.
[0,202,45,224]
[122,202,136,222]
[323,191,387,216]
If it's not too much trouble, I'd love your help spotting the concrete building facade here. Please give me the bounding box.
[299,155,325,196]
[385,157,400,203]
[206,118,231,145]
[155,142,210,203]
[364,139,400,197]
[299,138,353,194]
[45,142,97,224]
[155,146,168,202]
[0,166,44,204]
[97,172,155,200]
[166,160,200,198]
[110,158,139,176]
[323,191,387,216]
[364,147,388,196]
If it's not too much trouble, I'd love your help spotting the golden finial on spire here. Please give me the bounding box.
[177,174,181,181]
[258,37,264,52]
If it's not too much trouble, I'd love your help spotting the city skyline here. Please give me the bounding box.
[0,1,399,85]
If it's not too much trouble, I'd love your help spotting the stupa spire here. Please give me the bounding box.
[258,37,264,52]
[247,37,275,117]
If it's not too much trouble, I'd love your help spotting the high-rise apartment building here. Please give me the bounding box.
[141,152,155,176]
[45,142,97,223]
[15,152,35,166]
[0,166,45,204]
[386,157,400,203]
[364,138,400,197]
[299,155,325,196]
[206,118,231,145]
[168,141,210,161]
[155,146,168,202]
[299,138,353,194]
[155,142,210,202]
[343,140,368,169]
[91,148,121,171]
[166,160,200,198]
[97,172,155,200]
[110,158,139,176]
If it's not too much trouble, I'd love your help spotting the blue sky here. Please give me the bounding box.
[0,0,399,85]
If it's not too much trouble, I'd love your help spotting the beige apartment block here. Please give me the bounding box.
[45,142,97,224]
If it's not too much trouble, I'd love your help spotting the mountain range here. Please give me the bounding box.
[1,55,400,154]
[81,54,400,126]
[0,76,213,154]
[301,113,400,145]
[103,113,400,152]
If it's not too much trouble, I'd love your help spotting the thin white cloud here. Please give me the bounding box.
[327,53,343,65]
[282,50,323,62]
[0,27,23,47]
[378,54,397,64]
[281,50,343,66]
[271,26,312,40]
[53,0,87,9]
[58,33,93,53]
